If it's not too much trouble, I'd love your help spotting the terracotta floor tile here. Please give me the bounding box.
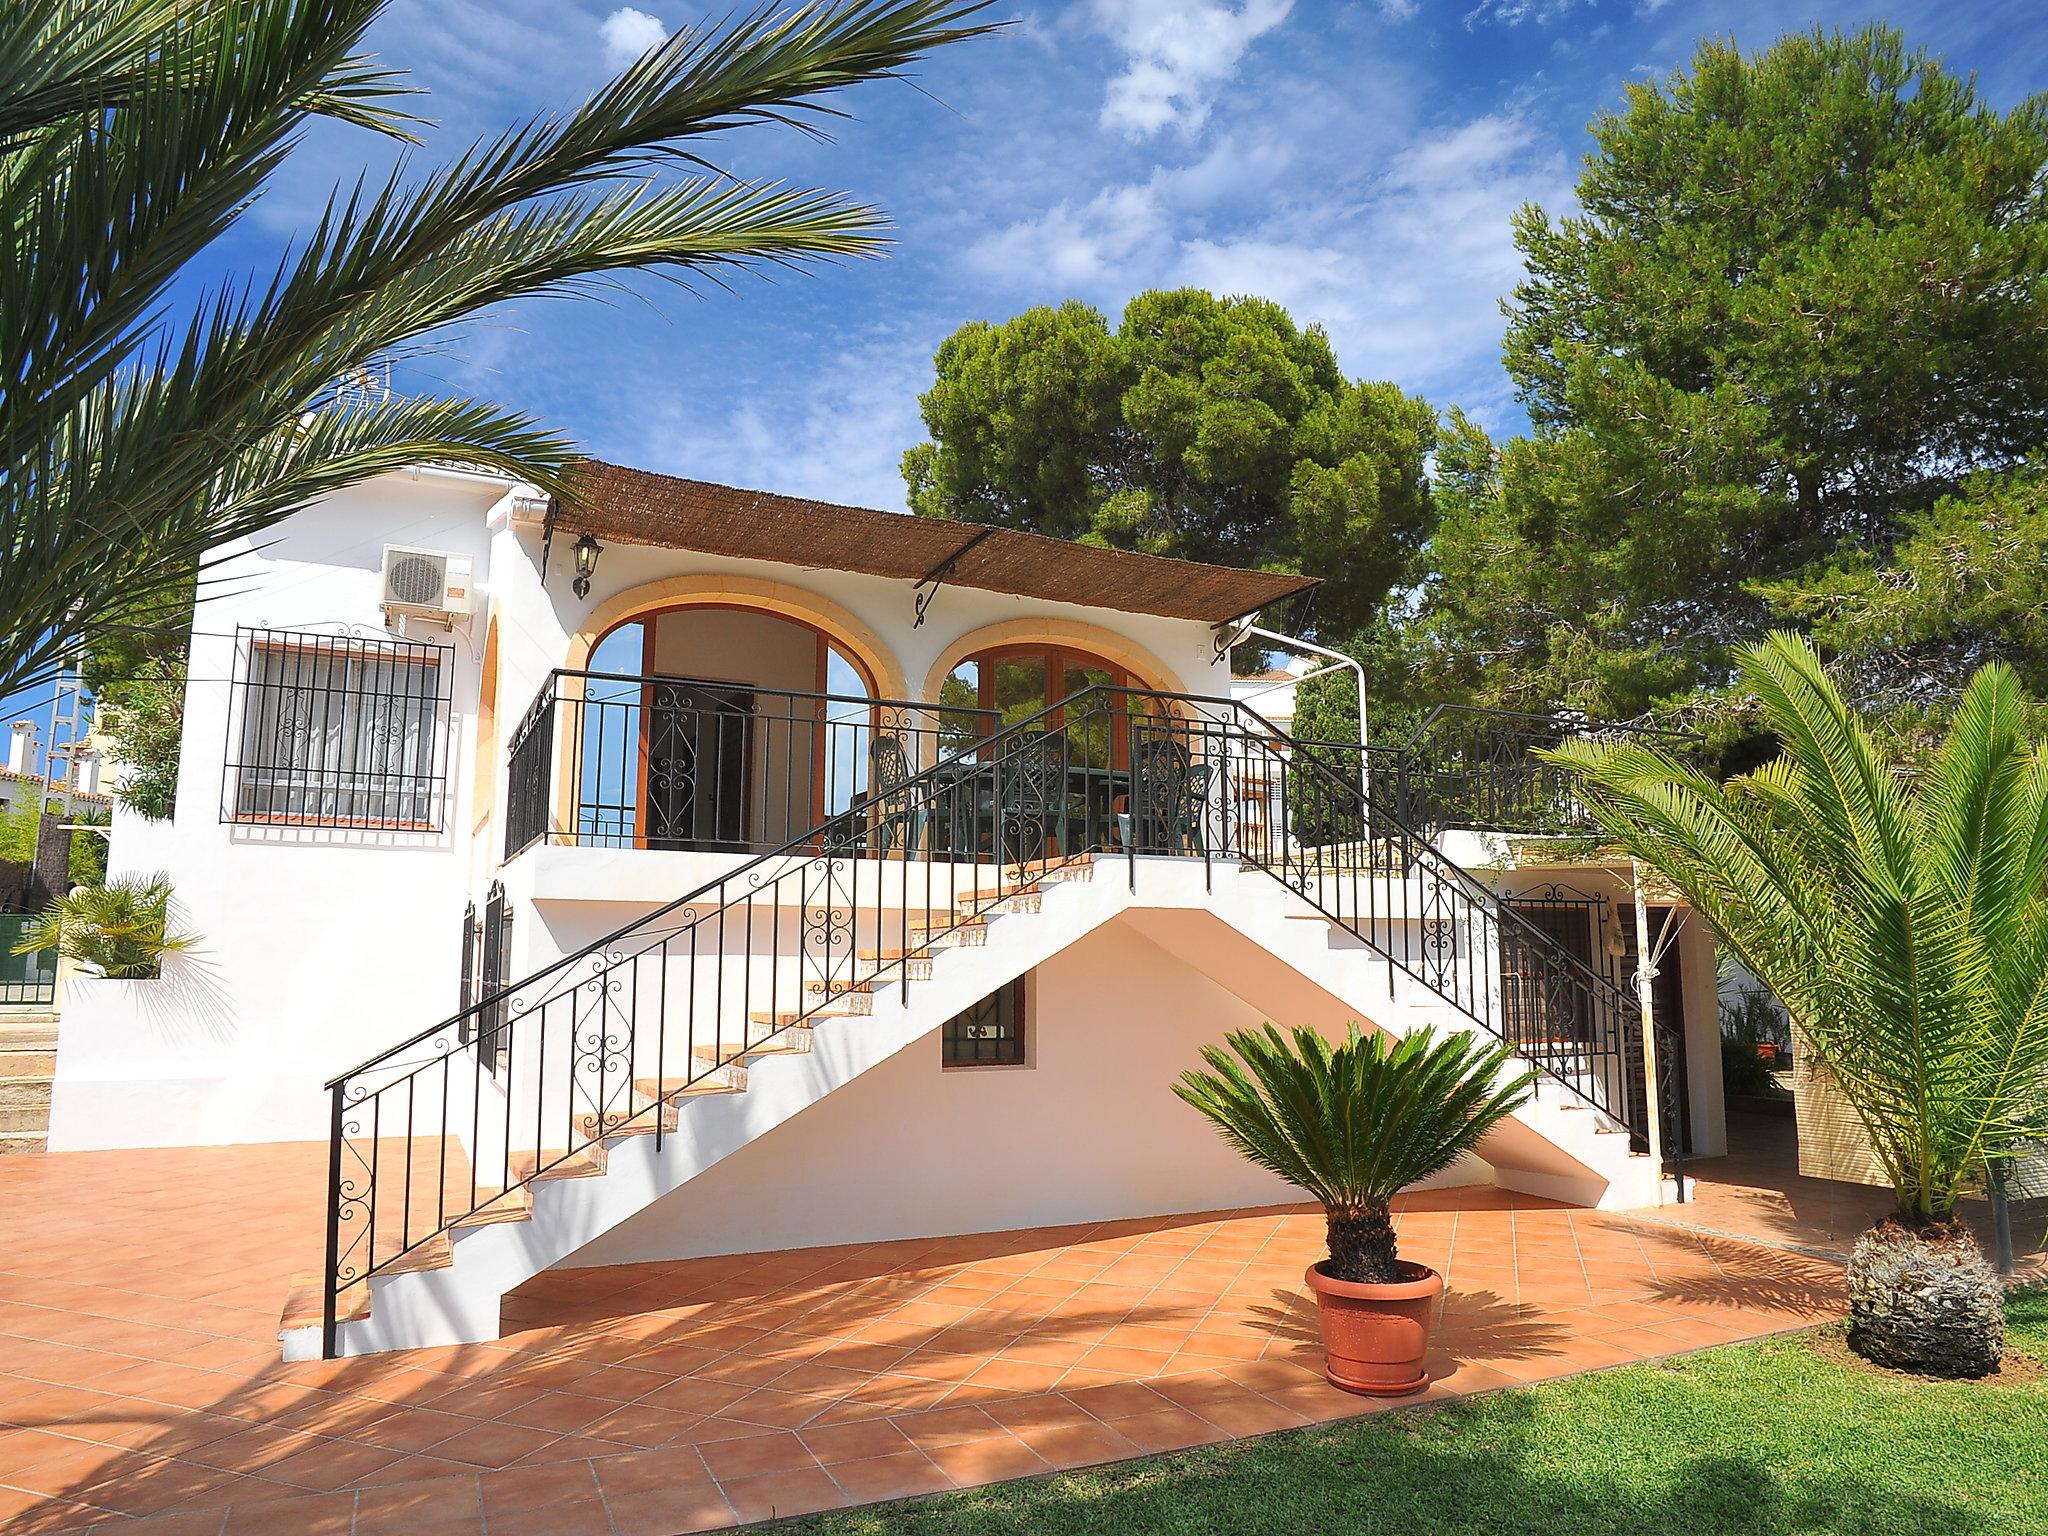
[825,1449,955,1504]
[799,1418,916,1465]
[889,1404,1002,1451]
[219,1488,354,1534]
[485,1495,615,1536]
[981,1393,1097,1433]
[718,1465,849,1524]
[922,1431,1052,1485]
[606,1481,739,1536]
[696,1429,819,1482]
[1007,1417,1140,1470]
[477,1457,600,1514]
[418,1419,562,1468]
[1111,1406,1230,1453]
[567,1402,701,1451]
[1183,1390,1310,1438]
[351,1470,481,1531]
[1064,1380,1176,1422]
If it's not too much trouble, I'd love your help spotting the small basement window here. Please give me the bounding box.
[226,627,453,829]
[942,977,1027,1068]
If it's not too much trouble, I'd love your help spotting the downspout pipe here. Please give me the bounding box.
[1233,622,1372,799]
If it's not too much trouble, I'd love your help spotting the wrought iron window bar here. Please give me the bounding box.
[222,627,454,831]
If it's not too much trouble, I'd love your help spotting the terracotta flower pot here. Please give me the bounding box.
[1304,1260,1444,1396]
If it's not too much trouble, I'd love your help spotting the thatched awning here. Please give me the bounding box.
[553,461,1319,626]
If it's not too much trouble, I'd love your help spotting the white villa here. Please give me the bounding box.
[47,460,1732,1361]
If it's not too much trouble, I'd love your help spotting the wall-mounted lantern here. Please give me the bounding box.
[571,534,603,599]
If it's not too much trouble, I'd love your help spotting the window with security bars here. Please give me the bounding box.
[942,977,1027,1067]
[226,628,452,828]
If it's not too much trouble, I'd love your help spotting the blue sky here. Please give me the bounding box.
[294,0,2041,512]
[8,0,2045,737]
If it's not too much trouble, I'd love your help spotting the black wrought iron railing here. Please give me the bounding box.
[502,669,998,860]
[320,685,1686,1356]
[1395,704,1703,838]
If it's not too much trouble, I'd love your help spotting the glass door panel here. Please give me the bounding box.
[990,653,1050,731]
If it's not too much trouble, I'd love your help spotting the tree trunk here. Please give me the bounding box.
[1846,1217,2004,1378]
[1325,1205,1399,1284]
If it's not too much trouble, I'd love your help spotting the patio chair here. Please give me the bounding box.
[1115,734,1208,854]
[993,729,1070,866]
[865,732,923,855]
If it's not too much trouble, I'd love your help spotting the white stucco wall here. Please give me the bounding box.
[49,470,1241,1150]
[50,469,513,1148]
[564,918,1488,1268]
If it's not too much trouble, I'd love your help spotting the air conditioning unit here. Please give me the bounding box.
[380,546,474,622]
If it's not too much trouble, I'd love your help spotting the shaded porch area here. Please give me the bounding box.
[0,1143,1851,1535]
[1629,1109,2048,1277]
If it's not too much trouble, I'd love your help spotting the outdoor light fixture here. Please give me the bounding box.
[571,534,603,599]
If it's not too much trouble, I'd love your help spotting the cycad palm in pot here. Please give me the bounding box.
[1176,1023,1531,1394]
[1544,632,2048,1378]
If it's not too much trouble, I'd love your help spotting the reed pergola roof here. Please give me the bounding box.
[553,461,1319,626]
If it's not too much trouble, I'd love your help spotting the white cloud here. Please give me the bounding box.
[1378,0,1421,19]
[967,182,1170,288]
[956,102,1571,408]
[600,7,668,70]
[624,331,937,513]
[1462,0,1592,25]
[1091,0,1294,138]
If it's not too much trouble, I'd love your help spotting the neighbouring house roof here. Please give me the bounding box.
[0,768,108,803]
[552,461,1320,626]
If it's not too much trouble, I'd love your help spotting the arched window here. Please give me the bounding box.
[944,644,1131,769]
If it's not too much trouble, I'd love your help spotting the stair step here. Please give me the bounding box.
[856,949,936,974]
[274,1231,453,1338]
[0,1051,55,1079]
[0,1102,51,1134]
[746,1006,858,1028]
[0,1025,58,1048]
[0,1131,47,1156]
[573,1102,679,1140]
[633,1063,748,1097]
[806,977,880,998]
[692,1028,812,1065]
[510,1147,607,1183]
[452,1190,535,1228]
[908,922,987,947]
[379,1232,456,1276]
[279,1274,371,1333]
[951,893,1042,918]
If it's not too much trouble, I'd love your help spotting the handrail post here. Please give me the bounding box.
[321,1081,345,1360]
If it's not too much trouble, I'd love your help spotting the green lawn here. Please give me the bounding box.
[787,1292,2048,1536]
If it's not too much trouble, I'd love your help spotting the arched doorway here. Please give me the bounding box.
[577,605,882,853]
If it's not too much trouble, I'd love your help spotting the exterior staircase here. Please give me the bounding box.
[286,688,1678,1360]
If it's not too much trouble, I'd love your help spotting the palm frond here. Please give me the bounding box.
[1543,631,2048,1221]
[0,0,1001,696]
[1174,1023,1530,1235]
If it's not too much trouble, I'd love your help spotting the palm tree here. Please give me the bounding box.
[13,872,197,978]
[1174,1023,1530,1282]
[0,0,997,695]
[1544,631,2048,1377]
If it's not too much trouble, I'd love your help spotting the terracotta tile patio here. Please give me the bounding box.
[1629,1111,2048,1277]
[0,1140,1853,1536]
